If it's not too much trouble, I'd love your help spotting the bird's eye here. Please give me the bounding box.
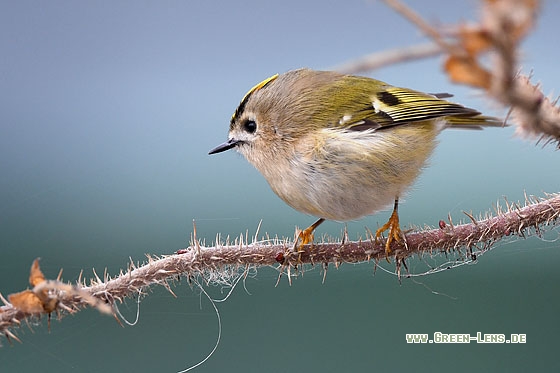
[243,120,257,133]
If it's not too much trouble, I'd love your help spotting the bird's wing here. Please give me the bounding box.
[343,85,488,131]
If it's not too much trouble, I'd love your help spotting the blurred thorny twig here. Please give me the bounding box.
[1,0,559,345]
[338,0,560,148]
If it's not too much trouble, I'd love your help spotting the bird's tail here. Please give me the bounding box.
[444,114,505,130]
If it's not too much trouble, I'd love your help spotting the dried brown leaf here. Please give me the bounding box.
[458,27,493,56]
[8,290,44,314]
[29,258,45,287]
[444,56,492,89]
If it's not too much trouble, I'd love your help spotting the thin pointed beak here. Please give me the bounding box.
[208,139,240,155]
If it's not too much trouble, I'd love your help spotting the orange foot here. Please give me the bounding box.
[375,199,403,258]
[293,218,325,253]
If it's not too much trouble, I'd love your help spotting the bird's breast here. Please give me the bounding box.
[254,124,438,221]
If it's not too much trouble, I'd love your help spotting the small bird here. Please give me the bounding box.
[209,69,501,256]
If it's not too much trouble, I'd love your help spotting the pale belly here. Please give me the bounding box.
[264,125,438,221]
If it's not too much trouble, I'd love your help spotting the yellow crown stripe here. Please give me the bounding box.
[231,73,279,122]
[241,73,279,103]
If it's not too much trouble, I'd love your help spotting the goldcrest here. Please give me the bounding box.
[209,69,501,254]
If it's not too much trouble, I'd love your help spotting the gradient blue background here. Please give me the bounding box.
[1,1,559,372]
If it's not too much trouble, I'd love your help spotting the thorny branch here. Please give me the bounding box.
[1,193,559,342]
[1,0,558,344]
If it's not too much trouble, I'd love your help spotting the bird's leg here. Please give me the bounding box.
[375,199,403,257]
[294,218,325,253]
